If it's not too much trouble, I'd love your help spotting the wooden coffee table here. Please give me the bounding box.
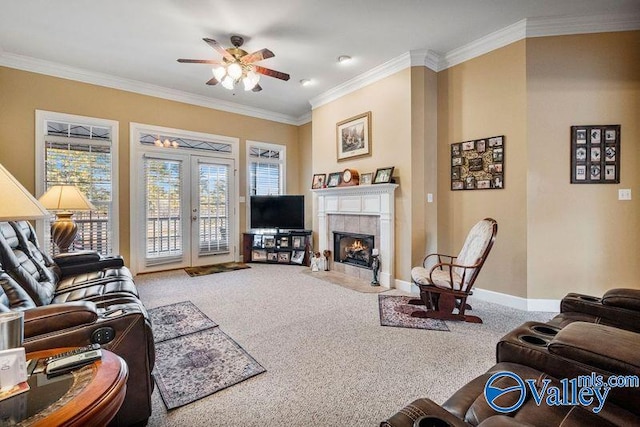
[0,348,128,426]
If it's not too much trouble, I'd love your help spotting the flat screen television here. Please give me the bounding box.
[250,195,305,230]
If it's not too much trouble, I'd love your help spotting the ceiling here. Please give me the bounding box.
[1,0,638,122]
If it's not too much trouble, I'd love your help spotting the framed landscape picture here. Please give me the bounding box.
[337,111,371,161]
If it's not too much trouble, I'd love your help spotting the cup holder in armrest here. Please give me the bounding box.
[414,416,451,427]
[518,335,548,347]
[577,295,601,302]
[531,325,560,336]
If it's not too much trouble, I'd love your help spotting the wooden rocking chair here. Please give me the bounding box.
[410,218,498,323]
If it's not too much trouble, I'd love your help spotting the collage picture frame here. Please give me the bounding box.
[451,135,505,191]
[570,125,620,184]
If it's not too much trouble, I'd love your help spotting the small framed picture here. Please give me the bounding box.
[590,164,601,180]
[263,235,276,248]
[575,165,586,180]
[451,143,461,156]
[494,163,503,173]
[267,252,278,262]
[311,173,326,189]
[291,251,305,265]
[292,236,304,249]
[605,129,616,141]
[605,146,616,162]
[492,148,503,162]
[252,249,267,261]
[476,140,486,153]
[477,180,491,189]
[360,172,373,185]
[604,165,616,180]
[327,172,341,187]
[590,128,601,144]
[465,176,476,190]
[492,175,503,188]
[590,147,601,162]
[277,252,291,263]
[373,166,395,184]
[468,158,483,172]
[452,157,463,166]
[451,166,461,180]
[462,141,475,151]
[279,236,289,248]
[576,147,587,161]
[451,181,464,190]
[252,234,263,248]
[575,129,587,144]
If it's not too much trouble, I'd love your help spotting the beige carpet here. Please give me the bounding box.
[136,264,554,426]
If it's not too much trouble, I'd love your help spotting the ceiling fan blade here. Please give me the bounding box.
[177,58,222,65]
[252,84,262,92]
[206,77,219,86]
[253,65,290,81]
[203,38,234,61]
[241,48,275,64]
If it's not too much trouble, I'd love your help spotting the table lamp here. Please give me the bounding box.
[38,185,95,253]
[0,163,50,221]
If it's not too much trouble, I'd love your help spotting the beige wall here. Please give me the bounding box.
[0,67,300,263]
[526,31,640,298]
[297,121,313,231]
[437,40,529,297]
[311,68,414,281]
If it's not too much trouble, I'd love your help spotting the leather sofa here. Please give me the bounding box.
[0,221,154,426]
[382,289,640,427]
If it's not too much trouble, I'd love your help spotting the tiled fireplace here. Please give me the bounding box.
[312,184,398,287]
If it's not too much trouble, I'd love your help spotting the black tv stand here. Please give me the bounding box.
[242,230,313,266]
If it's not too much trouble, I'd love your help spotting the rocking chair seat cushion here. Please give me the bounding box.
[411,267,463,291]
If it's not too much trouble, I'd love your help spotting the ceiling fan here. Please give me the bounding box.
[177,36,290,92]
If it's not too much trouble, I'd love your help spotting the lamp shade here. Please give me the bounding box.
[0,163,49,220]
[38,185,96,212]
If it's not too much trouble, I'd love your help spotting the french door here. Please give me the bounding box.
[139,153,235,272]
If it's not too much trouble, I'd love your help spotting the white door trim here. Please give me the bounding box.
[129,123,239,275]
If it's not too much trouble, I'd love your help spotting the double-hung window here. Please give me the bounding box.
[247,141,285,196]
[36,111,118,255]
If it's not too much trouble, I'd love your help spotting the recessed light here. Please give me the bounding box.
[300,79,312,87]
[337,55,352,64]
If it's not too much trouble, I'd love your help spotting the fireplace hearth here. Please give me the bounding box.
[333,232,375,268]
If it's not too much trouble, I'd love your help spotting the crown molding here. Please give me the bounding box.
[0,52,301,125]
[442,19,527,70]
[309,52,411,110]
[409,49,444,72]
[295,111,312,126]
[526,13,640,38]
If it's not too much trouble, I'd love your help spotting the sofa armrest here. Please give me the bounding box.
[559,292,640,331]
[24,301,98,337]
[381,398,471,427]
[602,288,640,311]
[548,322,640,376]
[54,251,125,276]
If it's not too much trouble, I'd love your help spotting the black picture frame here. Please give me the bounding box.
[570,125,620,184]
[327,172,342,187]
[373,166,395,184]
[451,135,505,191]
[311,173,326,189]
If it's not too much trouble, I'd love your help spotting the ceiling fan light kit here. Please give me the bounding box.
[178,36,290,93]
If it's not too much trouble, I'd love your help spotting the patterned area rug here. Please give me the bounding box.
[150,302,266,410]
[184,262,250,277]
[378,295,450,331]
[149,301,218,342]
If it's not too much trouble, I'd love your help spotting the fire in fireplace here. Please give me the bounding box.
[333,232,375,268]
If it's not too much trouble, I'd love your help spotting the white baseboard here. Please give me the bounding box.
[391,281,559,312]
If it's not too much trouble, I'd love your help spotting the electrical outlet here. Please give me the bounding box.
[427,193,433,203]
[618,189,632,200]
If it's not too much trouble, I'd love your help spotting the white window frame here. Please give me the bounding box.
[246,140,286,196]
[35,110,119,254]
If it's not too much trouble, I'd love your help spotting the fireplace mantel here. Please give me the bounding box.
[312,184,398,287]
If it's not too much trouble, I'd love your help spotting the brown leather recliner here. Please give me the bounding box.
[0,221,155,426]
